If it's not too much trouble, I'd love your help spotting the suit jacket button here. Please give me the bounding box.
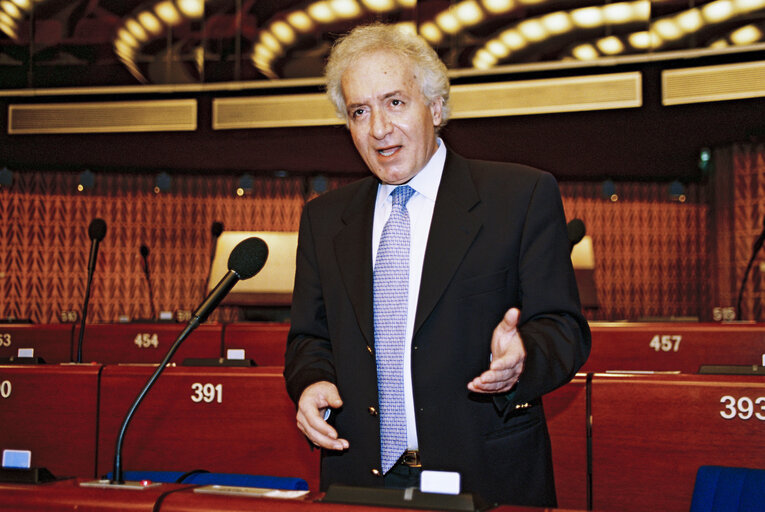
[368,406,378,416]
[371,469,381,477]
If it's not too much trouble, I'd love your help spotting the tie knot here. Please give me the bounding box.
[391,185,415,208]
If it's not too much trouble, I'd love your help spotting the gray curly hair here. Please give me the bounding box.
[324,23,451,129]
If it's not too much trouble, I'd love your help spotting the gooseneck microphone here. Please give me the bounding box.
[76,218,107,363]
[139,244,156,321]
[111,237,268,485]
[736,215,765,320]
[567,218,586,254]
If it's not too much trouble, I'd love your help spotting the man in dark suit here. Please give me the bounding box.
[284,23,590,507]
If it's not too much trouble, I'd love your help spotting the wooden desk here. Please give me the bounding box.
[590,372,765,512]
[96,365,320,491]
[584,322,765,373]
[222,323,289,366]
[544,376,588,510]
[73,323,224,364]
[0,364,101,478]
[0,479,578,511]
[0,324,73,363]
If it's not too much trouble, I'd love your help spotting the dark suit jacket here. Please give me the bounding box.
[284,148,591,507]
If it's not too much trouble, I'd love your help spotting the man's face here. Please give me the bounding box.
[340,50,442,185]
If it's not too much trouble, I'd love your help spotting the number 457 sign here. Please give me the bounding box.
[649,335,681,352]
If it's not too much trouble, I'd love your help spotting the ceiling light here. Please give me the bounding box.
[271,21,296,44]
[482,0,514,13]
[436,11,461,34]
[260,31,282,53]
[653,19,682,40]
[486,39,510,58]
[138,11,163,35]
[117,28,139,48]
[419,21,443,43]
[177,0,204,19]
[676,9,703,33]
[361,0,395,10]
[473,49,498,68]
[632,1,651,21]
[542,12,572,34]
[572,7,603,28]
[730,24,762,44]
[331,0,361,17]
[0,11,15,27]
[0,21,17,39]
[125,19,148,42]
[397,0,416,6]
[155,1,181,26]
[572,43,599,60]
[628,31,651,49]
[709,38,729,48]
[308,1,335,22]
[396,21,417,35]
[500,29,526,50]
[287,11,313,32]
[0,1,21,20]
[597,36,625,54]
[702,0,734,22]
[455,0,484,25]
[603,2,635,24]
[114,40,136,58]
[10,0,29,8]
[517,19,547,41]
[733,0,765,12]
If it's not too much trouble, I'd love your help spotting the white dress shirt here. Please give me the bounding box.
[372,138,446,451]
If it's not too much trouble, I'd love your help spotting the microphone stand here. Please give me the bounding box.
[112,316,201,484]
[736,234,765,321]
[77,237,101,363]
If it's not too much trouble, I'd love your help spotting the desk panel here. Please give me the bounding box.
[590,373,765,512]
[584,322,765,373]
[0,364,101,478]
[96,366,320,491]
[0,479,185,512]
[74,323,223,364]
[222,323,289,366]
[0,324,73,363]
[544,376,588,510]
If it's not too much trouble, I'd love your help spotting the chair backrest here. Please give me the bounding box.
[690,465,765,512]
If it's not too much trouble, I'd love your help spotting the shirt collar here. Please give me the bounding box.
[378,137,446,204]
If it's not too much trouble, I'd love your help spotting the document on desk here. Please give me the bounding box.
[194,485,310,499]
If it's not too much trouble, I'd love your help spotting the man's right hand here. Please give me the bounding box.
[296,381,349,451]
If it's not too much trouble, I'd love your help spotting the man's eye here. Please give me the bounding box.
[352,108,365,118]
[391,99,402,106]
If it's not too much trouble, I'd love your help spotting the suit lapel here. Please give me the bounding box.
[334,177,378,348]
[415,150,482,336]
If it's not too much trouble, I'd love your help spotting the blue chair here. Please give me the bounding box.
[103,470,308,490]
[690,465,765,512]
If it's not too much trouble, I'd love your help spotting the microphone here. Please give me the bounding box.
[76,218,107,363]
[736,215,765,320]
[110,237,268,485]
[139,244,156,321]
[567,218,586,254]
[204,221,224,294]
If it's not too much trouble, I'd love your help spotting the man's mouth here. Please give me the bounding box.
[377,146,400,157]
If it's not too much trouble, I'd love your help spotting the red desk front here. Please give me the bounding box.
[584,322,765,373]
[73,323,223,364]
[544,375,588,510]
[96,365,320,491]
[222,322,289,366]
[590,372,765,512]
[0,479,576,512]
[0,324,73,363]
[0,364,101,478]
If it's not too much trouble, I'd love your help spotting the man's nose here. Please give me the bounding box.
[370,110,392,139]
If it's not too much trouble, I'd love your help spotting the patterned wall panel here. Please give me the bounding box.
[0,164,743,325]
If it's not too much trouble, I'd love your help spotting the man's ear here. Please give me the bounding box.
[430,97,443,127]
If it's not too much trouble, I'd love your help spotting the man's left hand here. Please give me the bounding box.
[467,307,526,394]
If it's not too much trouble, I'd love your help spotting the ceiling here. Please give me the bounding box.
[0,0,763,90]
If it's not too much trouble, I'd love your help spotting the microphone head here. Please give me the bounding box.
[88,218,107,242]
[228,237,268,280]
[567,218,586,245]
[139,244,149,258]
[211,221,224,238]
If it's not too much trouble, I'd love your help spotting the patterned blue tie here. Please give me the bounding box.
[374,185,415,474]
